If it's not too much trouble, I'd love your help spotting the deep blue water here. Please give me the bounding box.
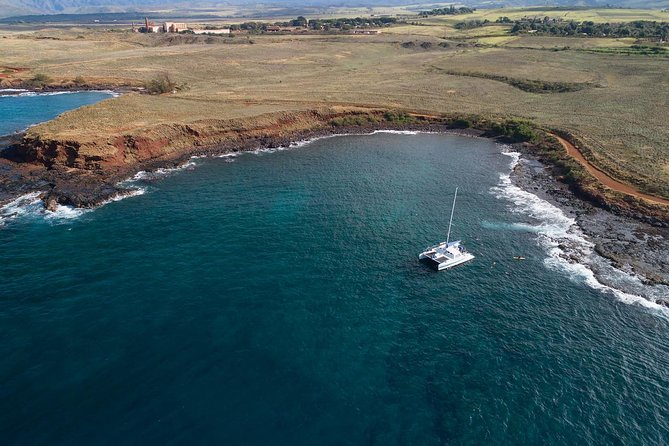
[1,124,668,443]
[0,90,113,136]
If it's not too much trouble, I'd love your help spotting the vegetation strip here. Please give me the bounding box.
[550,134,669,207]
[431,67,592,93]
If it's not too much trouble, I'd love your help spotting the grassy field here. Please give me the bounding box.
[1,7,668,197]
[418,7,669,25]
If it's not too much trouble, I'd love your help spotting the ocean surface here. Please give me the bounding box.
[1,95,669,444]
[0,90,114,136]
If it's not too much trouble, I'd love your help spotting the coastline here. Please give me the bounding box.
[0,112,480,209]
[1,107,668,221]
[509,146,669,307]
[2,120,667,308]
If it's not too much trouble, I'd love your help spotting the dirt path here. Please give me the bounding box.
[550,133,669,207]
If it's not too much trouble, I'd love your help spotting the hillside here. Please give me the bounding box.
[1,0,668,19]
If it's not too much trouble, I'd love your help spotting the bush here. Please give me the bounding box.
[330,114,380,127]
[490,120,538,142]
[145,73,178,95]
[27,73,51,88]
[383,111,417,124]
[450,118,472,129]
[73,75,86,86]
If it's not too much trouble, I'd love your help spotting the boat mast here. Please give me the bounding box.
[446,187,458,245]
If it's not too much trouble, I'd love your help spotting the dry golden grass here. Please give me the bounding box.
[1,17,668,197]
[422,7,669,24]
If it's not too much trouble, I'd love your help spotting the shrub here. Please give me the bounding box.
[490,120,538,142]
[27,73,51,88]
[383,111,417,124]
[450,118,472,129]
[73,75,86,86]
[145,73,177,95]
[330,114,380,127]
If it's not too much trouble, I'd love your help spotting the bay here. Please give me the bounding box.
[1,125,668,444]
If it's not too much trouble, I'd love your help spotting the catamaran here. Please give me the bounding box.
[419,187,475,270]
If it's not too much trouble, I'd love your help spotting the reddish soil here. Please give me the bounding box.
[551,133,669,207]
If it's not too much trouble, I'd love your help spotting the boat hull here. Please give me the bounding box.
[436,253,475,270]
[419,240,474,271]
[420,253,474,270]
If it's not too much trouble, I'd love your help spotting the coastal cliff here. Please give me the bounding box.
[16,109,341,169]
[2,106,668,228]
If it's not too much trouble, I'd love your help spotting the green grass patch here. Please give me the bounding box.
[383,111,418,124]
[577,45,669,56]
[434,68,591,93]
[330,113,381,127]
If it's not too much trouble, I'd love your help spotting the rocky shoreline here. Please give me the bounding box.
[511,146,669,306]
[0,81,141,96]
[1,108,668,306]
[0,115,476,210]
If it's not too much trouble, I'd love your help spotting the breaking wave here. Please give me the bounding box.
[0,188,146,227]
[370,130,421,135]
[0,89,120,98]
[491,148,669,316]
[129,159,198,181]
[0,192,43,226]
[0,191,93,225]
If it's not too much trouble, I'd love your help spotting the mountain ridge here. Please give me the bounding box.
[0,0,667,19]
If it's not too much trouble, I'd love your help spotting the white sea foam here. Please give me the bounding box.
[44,204,91,221]
[214,152,239,162]
[130,159,197,181]
[0,192,43,226]
[491,148,669,315]
[0,186,146,227]
[0,89,119,98]
[480,220,541,233]
[370,130,421,135]
[251,146,288,155]
[0,191,90,224]
[41,187,146,222]
[99,187,147,205]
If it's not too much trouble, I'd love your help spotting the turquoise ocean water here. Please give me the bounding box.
[1,95,668,444]
[0,90,114,136]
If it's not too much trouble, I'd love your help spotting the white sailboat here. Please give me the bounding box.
[419,187,475,270]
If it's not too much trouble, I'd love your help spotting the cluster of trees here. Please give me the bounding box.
[303,16,397,30]
[509,18,669,40]
[229,22,260,32]
[489,120,538,143]
[26,73,51,88]
[419,6,475,16]
[229,16,396,33]
[454,19,490,30]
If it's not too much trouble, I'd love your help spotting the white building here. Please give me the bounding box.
[192,29,230,35]
[163,22,189,33]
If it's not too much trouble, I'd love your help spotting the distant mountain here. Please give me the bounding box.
[0,0,667,19]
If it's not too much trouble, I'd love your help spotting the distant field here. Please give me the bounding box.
[1,7,668,197]
[419,7,669,25]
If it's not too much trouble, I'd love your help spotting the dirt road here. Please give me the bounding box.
[550,133,669,207]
